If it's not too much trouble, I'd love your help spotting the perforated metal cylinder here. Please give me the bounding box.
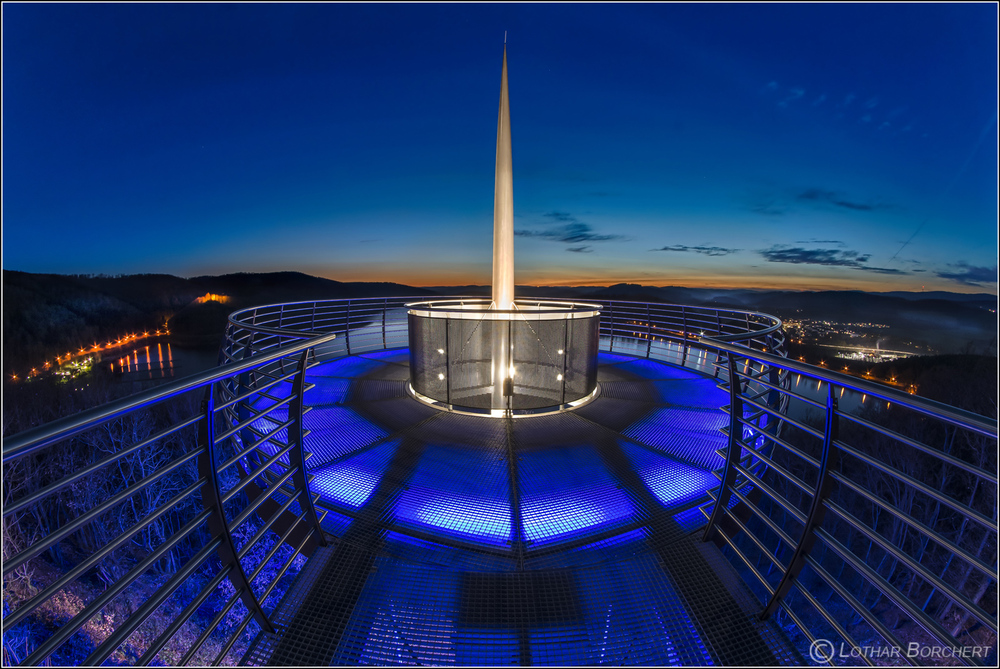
[407,302,600,412]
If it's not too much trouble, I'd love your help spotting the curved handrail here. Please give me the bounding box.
[699,334,998,664]
[3,333,337,462]
[702,337,997,438]
[595,297,784,342]
[226,295,435,332]
[2,332,337,666]
[405,297,604,318]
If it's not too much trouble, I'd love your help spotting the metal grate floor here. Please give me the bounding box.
[242,349,801,666]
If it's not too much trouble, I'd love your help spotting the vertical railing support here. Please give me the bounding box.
[608,302,615,352]
[704,353,744,543]
[197,384,275,633]
[646,304,652,358]
[765,350,782,437]
[713,311,725,379]
[287,349,328,548]
[345,301,352,355]
[277,305,287,375]
[681,306,689,368]
[382,298,388,349]
[760,382,840,619]
[236,331,263,486]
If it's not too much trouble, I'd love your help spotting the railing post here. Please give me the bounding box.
[704,353,743,543]
[681,306,689,368]
[382,298,388,349]
[713,311,724,379]
[760,382,841,619]
[277,305,287,375]
[608,303,614,352]
[197,383,275,633]
[345,301,352,355]
[288,349,328,548]
[236,331,260,478]
[646,304,652,358]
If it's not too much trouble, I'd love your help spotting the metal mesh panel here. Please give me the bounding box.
[448,316,494,407]
[407,312,448,401]
[509,317,565,408]
[409,313,599,411]
[566,316,599,400]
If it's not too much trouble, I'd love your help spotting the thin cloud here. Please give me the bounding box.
[543,211,575,223]
[839,93,856,108]
[516,213,626,244]
[864,97,879,109]
[566,246,593,253]
[744,196,787,216]
[759,246,907,275]
[778,88,805,107]
[794,239,847,246]
[811,93,827,106]
[864,266,909,275]
[651,245,740,257]
[797,188,885,212]
[935,263,998,287]
[760,247,870,267]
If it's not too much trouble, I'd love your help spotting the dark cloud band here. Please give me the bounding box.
[516,211,626,244]
[759,246,906,275]
[935,262,998,287]
[651,245,740,257]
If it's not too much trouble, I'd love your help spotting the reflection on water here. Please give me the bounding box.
[107,338,218,381]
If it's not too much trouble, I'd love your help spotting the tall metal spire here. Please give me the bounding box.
[492,44,514,311]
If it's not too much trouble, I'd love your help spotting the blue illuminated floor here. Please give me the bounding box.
[299,349,730,551]
[246,348,799,666]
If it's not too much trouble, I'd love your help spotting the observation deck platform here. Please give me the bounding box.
[243,349,801,666]
[6,297,994,666]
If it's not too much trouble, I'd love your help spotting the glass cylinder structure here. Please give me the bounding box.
[407,299,601,414]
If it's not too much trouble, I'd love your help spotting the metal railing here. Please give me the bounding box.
[5,295,995,666]
[222,297,426,363]
[3,333,334,666]
[699,338,998,666]
[222,296,788,376]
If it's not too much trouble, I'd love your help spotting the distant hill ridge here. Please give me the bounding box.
[2,270,434,370]
[3,271,996,375]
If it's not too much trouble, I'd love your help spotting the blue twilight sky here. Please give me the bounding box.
[2,2,997,292]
